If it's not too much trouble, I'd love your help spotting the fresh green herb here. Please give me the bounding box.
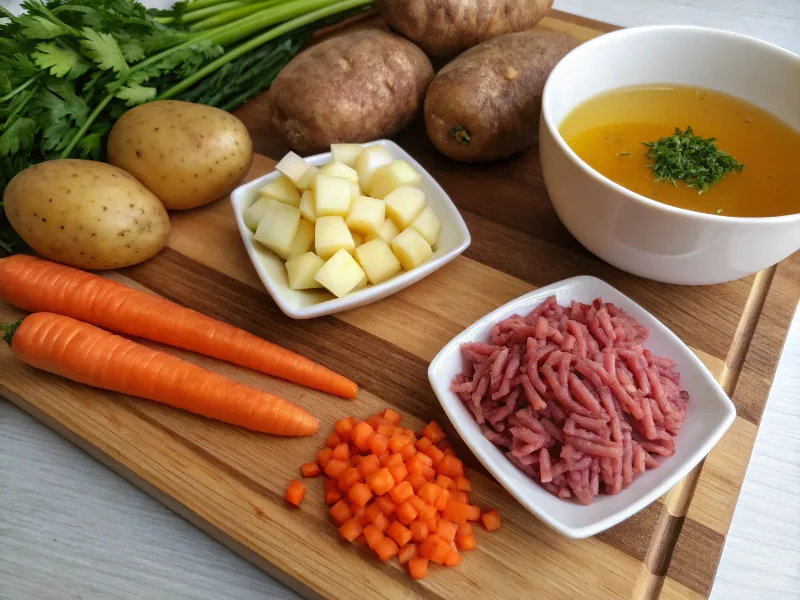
[643,126,744,193]
[449,125,470,144]
[0,0,373,255]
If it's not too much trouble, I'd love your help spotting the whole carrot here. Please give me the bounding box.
[2,313,319,436]
[0,255,357,399]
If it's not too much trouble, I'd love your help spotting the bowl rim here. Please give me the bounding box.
[229,139,471,319]
[427,274,737,538]
[541,24,800,225]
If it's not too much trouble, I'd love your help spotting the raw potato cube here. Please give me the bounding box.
[254,199,301,259]
[320,161,359,183]
[285,252,325,289]
[296,165,320,191]
[364,217,400,245]
[356,239,402,284]
[243,197,271,231]
[315,216,354,260]
[276,151,310,183]
[384,186,426,229]
[354,272,369,289]
[314,248,366,298]
[299,190,316,223]
[315,174,352,217]
[411,206,441,246]
[288,219,315,258]
[351,183,362,199]
[259,174,300,207]
[392,227,433,271]
[355,145,393,192]
[346,196,385,236]
[352,232,363,247]
[331,144,363,167]
[369,160,421,199]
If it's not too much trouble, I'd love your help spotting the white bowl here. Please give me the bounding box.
[428,275,736,538]
[540,26,800,285]
[231,140,470,319]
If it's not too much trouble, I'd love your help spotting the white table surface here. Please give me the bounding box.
[2,2,799,599]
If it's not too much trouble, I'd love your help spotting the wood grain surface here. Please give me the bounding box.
[1,13,797,600]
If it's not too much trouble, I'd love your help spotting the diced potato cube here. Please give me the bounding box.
[285,252,325,289]
[369,160,421,199]
[346,196,385,236]
[392,227,433,271]
[243,197,271,231]
[288,219,315,258]
[314,248,366,298]
[254,199,301,259]
[355,145,393,193]
[296,165,320,191]
[320,161,359,183]
[315,216,354,260]
[331,144,363,167]
[384,186,426,229]
[299,190,316,223]
[356,239,402,284]
[259,174,300,207]
[364,217,400,245]
[350,183,362,199]
[315,174,351,217]
[352,232,363,247]
[276,151,310,183]
[354,272,369,289]
[411,206,441,246]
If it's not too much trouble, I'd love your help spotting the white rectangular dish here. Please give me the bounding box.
[230,139,471,319]
[428,275,736,538]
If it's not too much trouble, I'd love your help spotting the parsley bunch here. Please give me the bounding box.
[643,126,744,193]
[0,0,372,254]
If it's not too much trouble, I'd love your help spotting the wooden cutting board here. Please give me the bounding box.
[2,11,798,600]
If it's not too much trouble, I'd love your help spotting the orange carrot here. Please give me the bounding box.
[481,509,501,532]
[419,534,449,564]
[358,454,381,478]
[421,421,446,444]
[375,537,399,562]
[300,462,320,477]
[3,313,318,436]
[456,534,476,551]
[326,431,343,448]
[324,478,341,505]
[398,543,418,565]
[389,481,414,505]
[410,520,428,542]
[339,517,363,542]
[363,524,385,550]
[443,550,461,567]
[330,500,353,525]
[372,512,390,533]
[388,521,413,547]
[375,495,397,517]
[0,256,357,398]
[366,468,395,496]
[408,557,428,579]
[285,480,305,506]
[383,408,402,424]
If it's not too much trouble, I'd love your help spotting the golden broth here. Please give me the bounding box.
[559,85,800,217]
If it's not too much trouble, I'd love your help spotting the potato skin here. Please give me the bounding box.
[270,29,434,153]
[3,159,170,270]
[424,30,578,162]
[380,0,554,58]
[107,100,253,210]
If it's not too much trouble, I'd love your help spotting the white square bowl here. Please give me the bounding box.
[428,275,736,538]
[230,139,471,319]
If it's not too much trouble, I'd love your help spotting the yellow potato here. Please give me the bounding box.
[107,100,253,210]
[3,159,170,270]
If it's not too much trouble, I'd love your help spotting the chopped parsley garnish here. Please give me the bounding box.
[643,126,744,193]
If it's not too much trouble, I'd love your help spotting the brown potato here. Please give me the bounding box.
[379,0,554,58]
[108,100,253,210]
[270,29,433,153]
[424,30,578,162]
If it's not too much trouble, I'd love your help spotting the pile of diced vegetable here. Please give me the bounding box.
[243,144,442,298]
[285,410,500,579]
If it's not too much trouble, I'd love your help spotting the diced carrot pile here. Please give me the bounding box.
[287,410,501,580]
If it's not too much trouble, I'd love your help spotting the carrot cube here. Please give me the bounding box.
[434,488,451,512]
[419,534,449,564]
[366,467,395,496]
[355,533,368,547]
[436,519,458,542]
[330,500,354,525]
[377,451,390,466]
[335,417,357,442]
[324,478,341,505]
[436,474,455,490]
[398,543,418,565]
[415,437,433,452]
[352,421,375,452]
[364,501,383,524]
[388,521,413,547]
[350,455,362,468]
[408,495,435,520]
[443,550,461,567]
[337,467,362,492]
[456,534,476,551]
[437,456,464,478]
[398,443,417,460]
[358,454,381,478]
[353,503,370,527]
[300,462,320,477]
[389,480,414,505]
[467,505,481,521]
[406,473,427,492]
[418,482,442,506]
[369,433,389,455]
[363,523,385,550]
[443,498,470,525]
[376,422,396,437]
[324,458,349,479]
[410,520,428,542]
[374,537,399,562]
[408,557,428,579]
[372,512,390,533]
[317,447,334,469]
[388,463,408,485]
[458,522,473,537]
[285,480,305,506]
[481,509,501,532]
[382,408,402,424]
[326,431,342,449]
[443,447,457,457]
[388,435,412,453]
[332,442,350,461]
[421,421,446,444]
[422,466,437,481]
[396,499,418,525]
[383,453,404,469]
[425,445,445,464]
[348,482,373,507]
[366,414,388,429]
[338,516,363,542]
[455,491,470,503]
[375,494,397,516]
